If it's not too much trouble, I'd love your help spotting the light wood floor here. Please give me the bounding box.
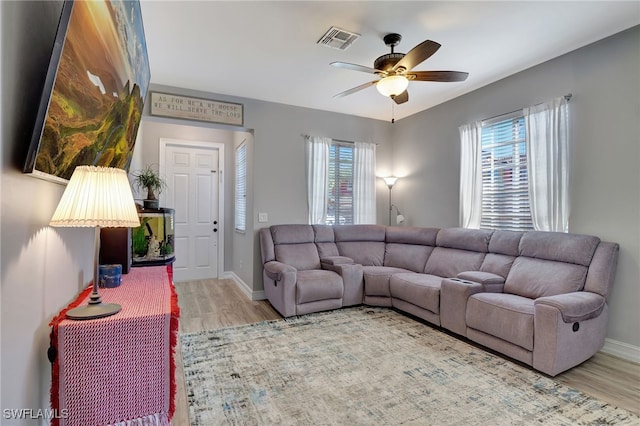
[172,279,640,425]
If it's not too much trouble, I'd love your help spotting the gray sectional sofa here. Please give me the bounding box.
[259,224,619,376]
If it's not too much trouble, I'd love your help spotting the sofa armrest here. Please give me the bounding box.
[533,292,608,376]
[440,278,485,336]
[263,261,297,282]
[535,292,606,323]
[320,256,355,266]
[456,271,505,293]
[322,262,364,306]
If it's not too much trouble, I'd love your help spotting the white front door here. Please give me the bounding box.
[161,139,223,282]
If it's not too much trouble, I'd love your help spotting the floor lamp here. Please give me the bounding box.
[49,166,140,320]
[383,176,399,226]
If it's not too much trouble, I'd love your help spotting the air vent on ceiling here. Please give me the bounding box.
[317,27,360,50]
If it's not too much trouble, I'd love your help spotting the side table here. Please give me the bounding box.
[49,265,180,426]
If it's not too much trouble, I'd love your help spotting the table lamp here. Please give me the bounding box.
[50,166,140,320]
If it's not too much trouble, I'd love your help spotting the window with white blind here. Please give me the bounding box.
[480,113,534,231]
[327,142,354,225]
[234,142,247,232]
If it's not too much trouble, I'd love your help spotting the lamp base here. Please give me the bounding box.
[66,302,121,320]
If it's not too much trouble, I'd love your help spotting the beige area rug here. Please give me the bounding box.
[180,307,638,425]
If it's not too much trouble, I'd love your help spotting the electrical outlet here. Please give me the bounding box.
[258,212,268,223]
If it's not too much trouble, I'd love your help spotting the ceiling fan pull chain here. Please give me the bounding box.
[391,101,395,124]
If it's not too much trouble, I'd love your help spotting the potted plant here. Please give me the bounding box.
[132,165,166,209]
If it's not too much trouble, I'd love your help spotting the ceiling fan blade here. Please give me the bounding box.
[333,80,378,98]
[392,90,409,105]
[409,71,469,82]
[393,40,441,72]
[331,62,383,75]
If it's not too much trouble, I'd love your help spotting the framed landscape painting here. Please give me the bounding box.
[24,0,151,184]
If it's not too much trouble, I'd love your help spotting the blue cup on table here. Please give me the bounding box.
[99,264,122,288]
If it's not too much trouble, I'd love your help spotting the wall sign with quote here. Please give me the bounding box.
[150,92,244,126]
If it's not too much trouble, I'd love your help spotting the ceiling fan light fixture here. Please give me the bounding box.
[376,75,409,97]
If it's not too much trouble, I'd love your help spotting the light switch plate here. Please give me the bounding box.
[258,212,268,223]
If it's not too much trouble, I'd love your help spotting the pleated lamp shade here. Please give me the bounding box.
[50,166,140,228]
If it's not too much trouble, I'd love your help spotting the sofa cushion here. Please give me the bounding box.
[384,243,433,272]
[271,224,315,244]
[436,228,493,252]
[363,266,409,297]
[480,253,516,279]
[334,225,386,266]
[505,257,588,299]
[424,247,484,278]
[584,242,619,299]
[274,243,321,271]
[296,270,343,304]
[519,231,600,266]
[313,225,340,257]
[390,273,442,314]
[386,226,439,245]
[333,224,386,242]
[337,242,385,266]
[259,228,275,263]
[312,224,335,242]
[316,243,340,258]
[467,293,535,351]
[479,230,523,278]
[384,227,437,277]
[488,230,524,256]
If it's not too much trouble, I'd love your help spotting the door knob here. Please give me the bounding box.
[213,220,218,225]
[213,228,218,232]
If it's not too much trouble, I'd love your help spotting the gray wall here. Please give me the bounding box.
[138,84,394,294]
[1,0,637,420]
[1,1,97,423]
[392,26,640,351]
[242,100,394,291]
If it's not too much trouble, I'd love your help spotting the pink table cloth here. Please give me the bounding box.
[50,265,179,426]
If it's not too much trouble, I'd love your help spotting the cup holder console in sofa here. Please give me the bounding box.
[259,224,619,376]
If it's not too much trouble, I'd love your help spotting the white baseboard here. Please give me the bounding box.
[222,271,266,301]
[601,338,640,363]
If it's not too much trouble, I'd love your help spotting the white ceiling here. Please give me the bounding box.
[140,1,639,122]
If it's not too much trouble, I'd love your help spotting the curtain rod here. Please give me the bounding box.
[481,93,572,125]
[301,134,379,145]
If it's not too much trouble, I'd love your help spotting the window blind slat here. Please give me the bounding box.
[234,143,247,232]
[480,115,533,231]
[327,143,355,225]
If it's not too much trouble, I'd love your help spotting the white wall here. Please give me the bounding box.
[392,26,640,354]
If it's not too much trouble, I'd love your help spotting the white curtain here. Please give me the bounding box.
[305,136,330,224]
[458,121,483,228]
[353,141,377,224]
[524,96,570,232]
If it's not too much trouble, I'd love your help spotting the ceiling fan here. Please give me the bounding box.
[331,33,469,105]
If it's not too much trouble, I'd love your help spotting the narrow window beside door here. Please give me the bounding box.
[235,142,247,232]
